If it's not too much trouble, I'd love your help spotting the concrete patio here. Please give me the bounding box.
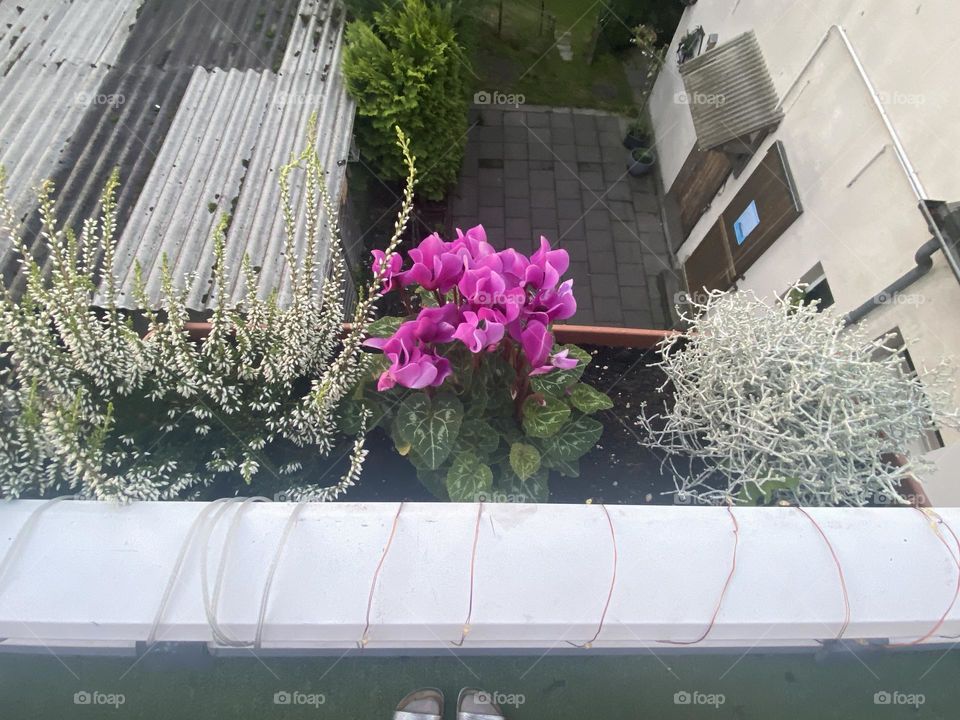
[448,105,677,329]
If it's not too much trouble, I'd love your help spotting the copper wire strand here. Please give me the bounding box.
[452,502,484,648]
[567,503,618,649]
[657,504,739,646]
[359,501,405,648]
[795,506,851,640]
[888,506,960,647]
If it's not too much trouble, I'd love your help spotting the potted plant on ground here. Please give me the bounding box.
[627,146,657,176]
[622,117,651,150]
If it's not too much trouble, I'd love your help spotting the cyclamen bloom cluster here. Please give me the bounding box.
[366,225,578,390]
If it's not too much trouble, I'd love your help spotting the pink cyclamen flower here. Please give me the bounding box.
[365,329,451,391]
[400,233,464,293]
[520,319,553,369]
[524,236,570,291]
[364,304,461,390]
[454,308,506,353]
[451,225,497,261]
[377,346,452,391]
[533,278,577,322]
[530,349,580,376]
[371,249,403,293]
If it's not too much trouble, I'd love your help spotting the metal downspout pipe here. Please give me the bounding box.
[779,24,960,310]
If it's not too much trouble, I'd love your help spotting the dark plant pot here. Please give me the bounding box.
[627,148,656,177]
[623,130,650,150]
[681,0,698,6]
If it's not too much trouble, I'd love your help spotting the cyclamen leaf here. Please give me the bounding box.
[529,369,577,398]
[522,395,570,438]
[417,466,449,500]
[542,452,580,478]
[541,415,603,461]
[569,383,614,413]
[498,466,549,503]
[509,442,541,481]
[457,417,499,456]
[446,452,493,501]
[398,393,464,470]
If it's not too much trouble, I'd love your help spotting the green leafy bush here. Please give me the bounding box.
[343,0,469,200]
[597,0,682,54]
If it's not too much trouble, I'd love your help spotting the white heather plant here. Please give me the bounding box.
[639,288,959,507]
[0,123,416,502]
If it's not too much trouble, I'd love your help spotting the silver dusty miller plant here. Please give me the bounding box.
[639,288,959,506]
[0,122,416,501]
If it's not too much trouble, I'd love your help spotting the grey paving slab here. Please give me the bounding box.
[450,105,674,329]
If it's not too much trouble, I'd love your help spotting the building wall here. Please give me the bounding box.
[650,0,960,444]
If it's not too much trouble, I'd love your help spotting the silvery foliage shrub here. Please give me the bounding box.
[639,288,959,506]
[0,125,416,502]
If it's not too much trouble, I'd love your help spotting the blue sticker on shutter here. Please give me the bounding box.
[733,200,760,245]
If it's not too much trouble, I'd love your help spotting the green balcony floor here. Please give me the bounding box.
[1,649,958,718]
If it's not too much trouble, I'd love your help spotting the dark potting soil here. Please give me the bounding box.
[550,345,676,505]
[345,344,678,506]
[199,345,677,505]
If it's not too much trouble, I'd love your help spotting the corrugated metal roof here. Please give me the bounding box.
[0,0,140,270]
[0,0,138,70]
[109,0,354,309]
[679,31,783,152]
[0,0,301,291]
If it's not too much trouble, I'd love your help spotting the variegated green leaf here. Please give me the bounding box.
[457,417,499,456]
[509,442,541,481]
[446,451,493,501]
[569,383,613,413]
[522,394,570,438]
[499,465,549,503]
[540,415,603,461]
[398,393,463,470]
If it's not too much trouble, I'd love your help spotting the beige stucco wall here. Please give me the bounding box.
[649,0,960,446]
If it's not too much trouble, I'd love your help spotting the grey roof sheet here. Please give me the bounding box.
[109,0,353,310]
[0,0,140,222]
[679,31,783,151]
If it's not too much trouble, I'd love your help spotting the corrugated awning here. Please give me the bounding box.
[679,31,783,152]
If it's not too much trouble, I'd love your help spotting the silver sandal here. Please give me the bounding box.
[393,688,444,720]
[457,688,505,719]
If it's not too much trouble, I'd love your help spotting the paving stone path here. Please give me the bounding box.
[448,105,677,328]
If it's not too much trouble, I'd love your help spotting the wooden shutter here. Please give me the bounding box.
[682,141,802,295]
[667,145,732,240]
[683,217,735,295]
